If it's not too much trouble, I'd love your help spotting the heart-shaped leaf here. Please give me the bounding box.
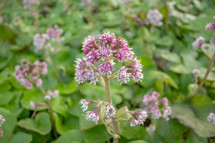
[172,104,215,137]
[53,129,83,143]
[17,112,51,135]
[10,132,32,143]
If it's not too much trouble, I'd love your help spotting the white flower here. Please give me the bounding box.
[86,107,99,124]
[117,66,130,84]
[130,117,139,127]
[147,9,163,26]
[208,113,215,125]
[105,105,116,118]
[30,101,36,108]
[80,99,93,112]
[162,106,172,121]
[0,115,5,126]
[136,110,148,125]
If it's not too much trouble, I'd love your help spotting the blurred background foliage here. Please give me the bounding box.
[0,0,215,142]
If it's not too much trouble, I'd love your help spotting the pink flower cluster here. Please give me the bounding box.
[14,59,47,89]
[145,10,163,26]
[46,25,63,42]
[45,90,59,100]
[206,18,215,45]
[130,109,148,127]
[192,36,205,50]
[143,92,172,121]
[33,25,63,52]
[23,0,40,9]
[75,32,143,85]
[206,23,215,31]
[208,113,215,125]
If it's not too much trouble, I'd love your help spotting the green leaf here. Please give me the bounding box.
[0,108,17,143]
[0,92,13,105]
[119,121,149,140]
[57,81,78,95]
[79,113,98,131]
[172,104,215,137]
[191,95,211,107]
[0,25,16,40]
[17,112,51,135]
[157,119,188,137]
[170,64,189,74]
[21,90,47,111]
[150,71,178,89]
[51,95,68,117]
[55,114,79,134]
[156,36,173,46]
[10,132,32,143]
[82,125,111,143]
[115,106,130,121]
[80,85,122,104]
[157,49,181,64]
[54,130,83,143]
[186,131,207,143]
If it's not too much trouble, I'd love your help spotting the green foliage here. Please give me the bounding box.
[17,112,51,135]
[0,0,215,142]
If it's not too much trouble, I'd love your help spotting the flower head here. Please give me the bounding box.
[134,109,148,125]
[208,113,215,125]
[192,36,205,50]
[30,101,36,108]
[143,92,171,120]
[126,57,143,82]
[192,69,200,76]
[33,34,48,52]
[130,117,139,127]
[117,66,130,84]
[82,36,97,55]
[206,23,215,31]
[98,32,116,45]
[86,107,100,124]
[97,61,114,75]
[45,90,59,100]
[0,115,5,127]
[210,38,215,45]
[161,97,168,107]
[80,99,93,112]
[162,106,172,121]
[105,105,116,118]
[202,44,211,50]
[75,32,143,85]
[146,10,163,26]
[46,25,63,42]
[75,58,98,84]
[14,60,47,89]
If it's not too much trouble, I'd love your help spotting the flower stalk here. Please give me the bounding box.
[104,75,119,143]
[192,51,215,96]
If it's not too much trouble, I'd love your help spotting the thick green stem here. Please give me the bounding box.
[104,75,112,104]
[104,75,119,143]
[192,51,215,96]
